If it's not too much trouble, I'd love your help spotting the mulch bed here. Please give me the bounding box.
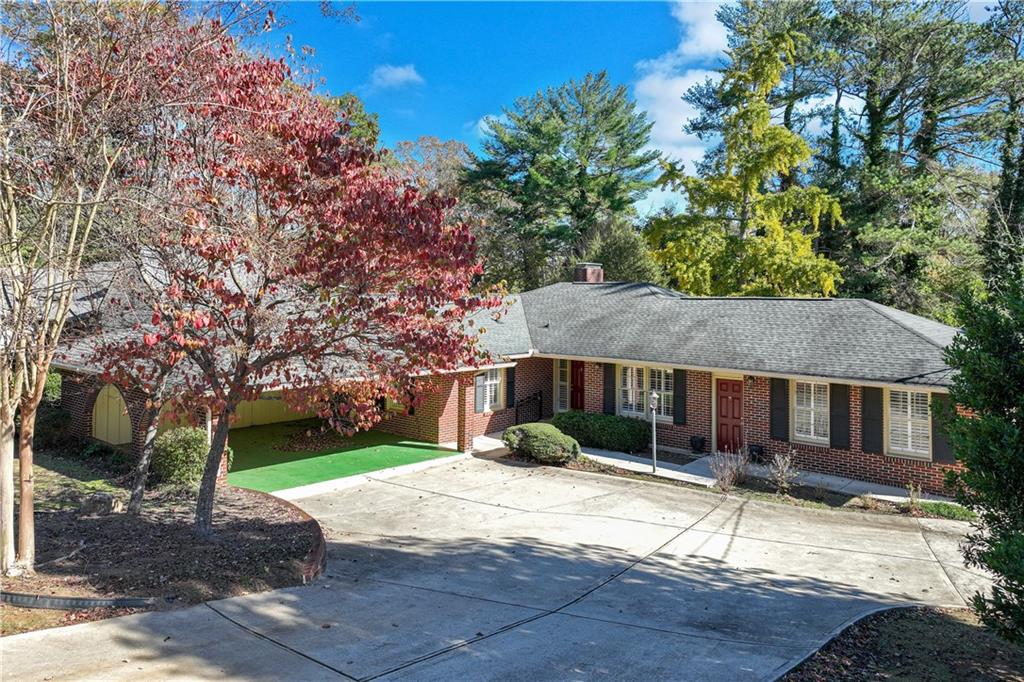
[784,606,1024,681]
[3,485,319,636]
[280,426,352,452]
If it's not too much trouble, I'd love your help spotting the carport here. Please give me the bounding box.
[225,419,455,493]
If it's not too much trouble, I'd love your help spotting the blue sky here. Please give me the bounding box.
[279,1,992,213]
[281,1,735,213]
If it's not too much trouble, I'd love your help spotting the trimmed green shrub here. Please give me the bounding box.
[503,423,580,465]
[551,411,650,453]
[152,427,211,485]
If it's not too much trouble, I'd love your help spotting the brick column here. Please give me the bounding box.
[456,374,473,455]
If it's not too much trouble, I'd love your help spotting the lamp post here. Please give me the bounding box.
[649,390,659,473]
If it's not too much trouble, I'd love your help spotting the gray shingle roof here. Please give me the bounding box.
[510,282,957,387]
[467,297,532,358]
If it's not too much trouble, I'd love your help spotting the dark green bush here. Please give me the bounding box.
[551,411,650,453]
[32,404,75,451]
[81,440,132,476]
[152,427,211,485]
[503,423,580,465]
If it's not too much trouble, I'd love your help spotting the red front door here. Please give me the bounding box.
[717,379,743,453]
[570,361,586,410]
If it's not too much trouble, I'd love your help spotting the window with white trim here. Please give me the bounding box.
[474,368,504,413]
[648,368,674,419]
[555,360,569,413]
[619,365,645,416]
[793,381,829,443]
[888,389,930,457]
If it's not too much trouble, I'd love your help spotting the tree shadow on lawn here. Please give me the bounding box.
[68,531,956,681]
[228,420,450,474]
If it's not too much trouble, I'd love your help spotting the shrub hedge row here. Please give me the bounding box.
[551,411,650,453]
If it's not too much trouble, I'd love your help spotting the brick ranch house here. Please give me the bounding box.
[54,262,962,494]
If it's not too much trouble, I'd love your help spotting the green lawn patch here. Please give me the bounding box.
[14,452,124,512]
[226,420,454,492]
[915,500,978,521]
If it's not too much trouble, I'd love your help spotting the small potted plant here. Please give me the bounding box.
[690,434,706,454]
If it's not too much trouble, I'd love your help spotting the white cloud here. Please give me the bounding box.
[368,64,424,92]
[670,1,729,61]
[635,68,718,172]
[463,113,508,141]
[631,2,727,212]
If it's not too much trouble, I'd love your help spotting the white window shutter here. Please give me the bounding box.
[475,375,485,413]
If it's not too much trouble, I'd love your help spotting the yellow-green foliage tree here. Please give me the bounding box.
[646,29,841,297]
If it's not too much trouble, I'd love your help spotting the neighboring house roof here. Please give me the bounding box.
[494,281,957,388]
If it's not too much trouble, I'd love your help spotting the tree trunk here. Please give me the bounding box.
[0,408,15,574]
[16,398,36,570]
[193,411,231,539]
[128,406,161,515]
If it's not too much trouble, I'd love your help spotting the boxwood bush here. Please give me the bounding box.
[152,427,229,486]
[551,411,650,453]
[503,423,580,465]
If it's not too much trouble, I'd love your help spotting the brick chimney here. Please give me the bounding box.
[573,262,604,283]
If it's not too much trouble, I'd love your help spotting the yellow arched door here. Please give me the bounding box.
[92,384,132,445]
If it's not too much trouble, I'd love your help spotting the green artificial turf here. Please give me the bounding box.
[226,419,453,493]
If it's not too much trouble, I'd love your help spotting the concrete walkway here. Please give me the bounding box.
[2,457,987,681]
[584,448,951,503]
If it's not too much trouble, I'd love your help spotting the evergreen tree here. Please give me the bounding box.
[575,218,666,286]
[463,72,659,290]
[983,1,1024,287]
[944,274,1024,644]
[647,29,841,297]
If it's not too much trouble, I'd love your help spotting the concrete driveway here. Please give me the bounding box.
[2,457,989,681]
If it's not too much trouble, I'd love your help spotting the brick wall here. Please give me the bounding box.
[376,374,459,444]
[743,375,962,495]
[467,357,554,437]
[59,371,101,440]
[571,366,713,453]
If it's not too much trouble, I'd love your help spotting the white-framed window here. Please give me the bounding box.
[888,389,931,457]
[617,365,674,420]
[793,381,829,444]
[475,368,504,413]
[619,365,646,416]
[648,367,674,419]
[555,359,570,413]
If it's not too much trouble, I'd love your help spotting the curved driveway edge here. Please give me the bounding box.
[1,458,988,681]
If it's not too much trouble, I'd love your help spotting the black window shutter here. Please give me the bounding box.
[406,389,416,417]
[829,384,850,450]
[505,366,516,410]
[770,378,789,441]
[931,393,955,464]
[673,369,687,425]
[861,386,884,454]
[602,363,616,414]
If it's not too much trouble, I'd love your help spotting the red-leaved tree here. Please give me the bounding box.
[122,40,496,537]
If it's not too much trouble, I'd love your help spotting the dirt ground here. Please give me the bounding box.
[3,456,319,636]
[784,606,1024,681]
